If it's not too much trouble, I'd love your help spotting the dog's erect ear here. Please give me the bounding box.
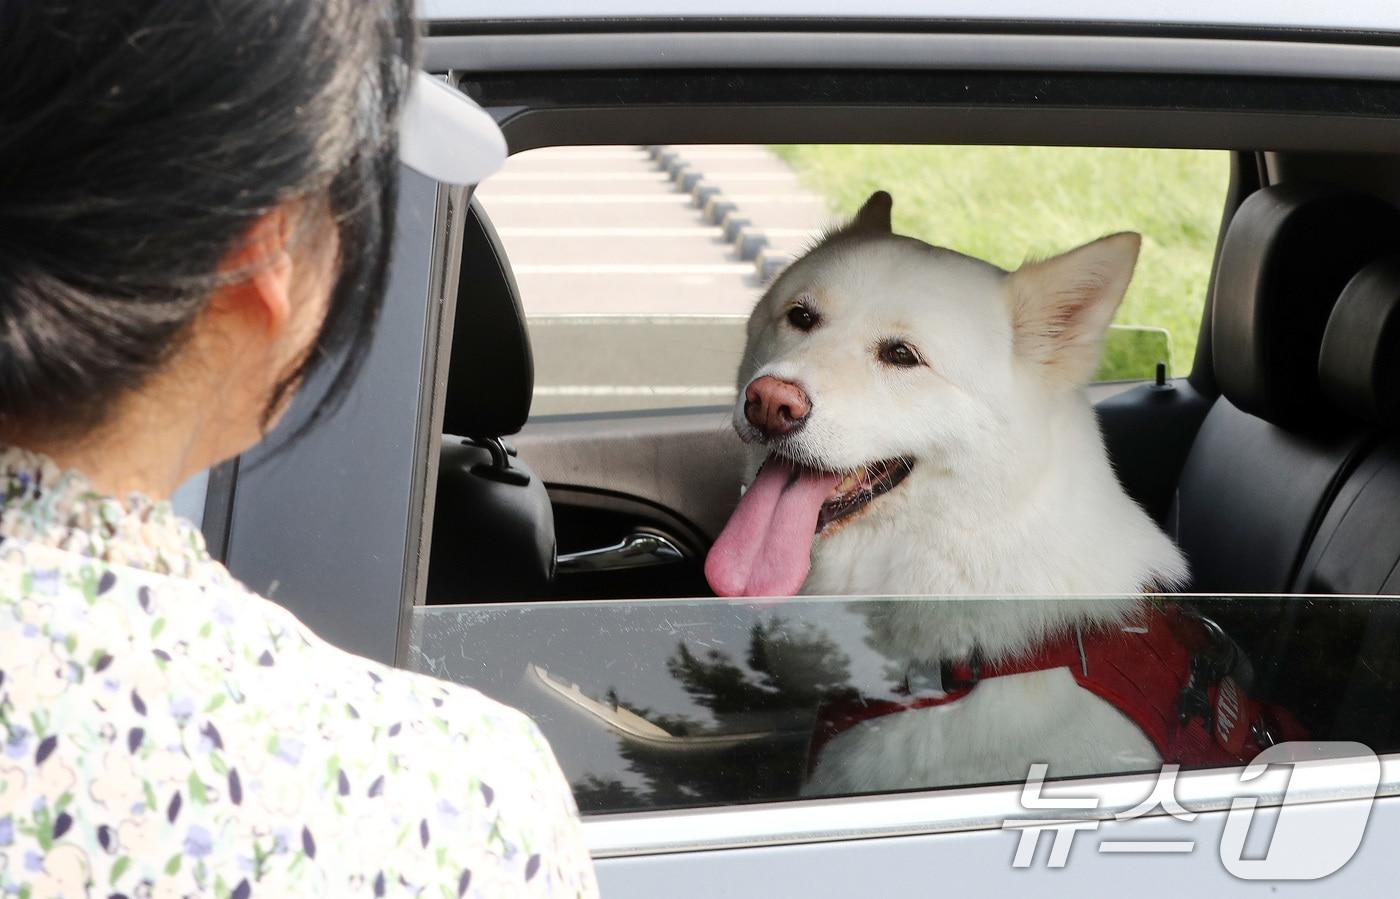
[850,190,893,234]
[1007,232,1141,385]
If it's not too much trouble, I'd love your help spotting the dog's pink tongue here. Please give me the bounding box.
[705,457,839,598]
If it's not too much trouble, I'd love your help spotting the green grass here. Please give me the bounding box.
[1100,325,1172,383]
[770,145,1231,379]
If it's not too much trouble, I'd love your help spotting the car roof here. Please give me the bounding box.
[419,0,1400,35]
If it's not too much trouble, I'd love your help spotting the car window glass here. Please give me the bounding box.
[475,145,1230,419]
[406,595,1393,815]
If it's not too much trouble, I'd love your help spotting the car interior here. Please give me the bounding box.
[420,136,1400,767]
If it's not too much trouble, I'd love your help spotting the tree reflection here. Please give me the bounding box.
[572,616,860,812]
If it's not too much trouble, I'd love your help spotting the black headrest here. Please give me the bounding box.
[1319,255,1400,427]
[443,198,533,437]
[1212,184,1400,428]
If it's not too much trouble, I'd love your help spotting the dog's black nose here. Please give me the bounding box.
[745,376,811,438]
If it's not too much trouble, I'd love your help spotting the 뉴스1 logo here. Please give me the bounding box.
[1002,742,1380,879]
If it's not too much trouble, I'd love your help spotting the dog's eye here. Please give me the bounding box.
[879,341,923,368]
[786,305,819,332]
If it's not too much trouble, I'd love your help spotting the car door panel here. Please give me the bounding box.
[592,793,1400,898]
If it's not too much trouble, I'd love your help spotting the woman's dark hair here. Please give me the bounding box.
[0,0,417,438]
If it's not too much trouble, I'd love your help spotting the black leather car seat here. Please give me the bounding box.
[1250,255,1400,743]
[1297,254,1400,595]
[426,198,556,603]
[1172,184,1400,595]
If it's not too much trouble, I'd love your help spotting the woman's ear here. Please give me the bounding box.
[213,209,295,336]
[1006,232,1141,386]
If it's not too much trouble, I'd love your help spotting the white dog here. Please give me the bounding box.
[705,191,1190,793]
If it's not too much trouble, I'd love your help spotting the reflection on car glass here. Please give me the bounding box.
[408,596,1394,814]
[530,665,785,749]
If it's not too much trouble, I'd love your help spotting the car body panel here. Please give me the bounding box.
[426,31,1400,81]
[220,171,445,665]
[592,793,1400,897]
[418,0,1400,35]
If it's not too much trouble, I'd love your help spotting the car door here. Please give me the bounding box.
[422,14,1400,892]
[405,591,1400,896]
[208,9,1400,894]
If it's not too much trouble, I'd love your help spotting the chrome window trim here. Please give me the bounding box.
[425,32,1400,81]
[583,752,1399,858]
[417,0,1400,33]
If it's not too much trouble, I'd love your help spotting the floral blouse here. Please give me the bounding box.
[0,447,599,898]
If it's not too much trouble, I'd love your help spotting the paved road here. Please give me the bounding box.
[474,145,832,415]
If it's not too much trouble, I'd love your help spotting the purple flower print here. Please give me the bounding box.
[213,599,237,627]
[274,737,305,766]
[5,728,30,760]
[197,721,223,754]
[169,696,196,723]
[31,569,59,596]
[184,825,214,858]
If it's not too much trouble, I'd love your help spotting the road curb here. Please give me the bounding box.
[643,144,801,284]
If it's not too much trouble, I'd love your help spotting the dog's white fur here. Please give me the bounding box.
[729,193,1188,791]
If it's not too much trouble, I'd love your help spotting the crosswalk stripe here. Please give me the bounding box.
[481,193,823,205]
[498,227,725,237]
[529,314,746,323]
[491,172,672,182]
[533,385,736,397]
[515,264,755,275]
[659,149,771,159]
[479,194,694,204]
[511,148,650,159]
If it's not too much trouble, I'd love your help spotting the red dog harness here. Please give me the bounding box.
[809,602,1305,774]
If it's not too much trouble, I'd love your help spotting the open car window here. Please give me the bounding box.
[476,144,1229,419]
